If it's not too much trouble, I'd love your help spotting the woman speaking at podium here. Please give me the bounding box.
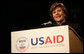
[41,2,83,53]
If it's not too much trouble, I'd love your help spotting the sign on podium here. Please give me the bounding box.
[11,25,70,53]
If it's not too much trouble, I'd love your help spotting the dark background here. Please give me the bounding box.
[2,0,83,53]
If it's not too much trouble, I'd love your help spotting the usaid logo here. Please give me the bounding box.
[16,37,28,52]
[31,35,64,45]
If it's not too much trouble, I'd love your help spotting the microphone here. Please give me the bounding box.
[41,21,52,26]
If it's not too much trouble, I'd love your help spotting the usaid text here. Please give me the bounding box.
[31,35,64,46]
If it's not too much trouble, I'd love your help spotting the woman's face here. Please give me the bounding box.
[52,7,65,22]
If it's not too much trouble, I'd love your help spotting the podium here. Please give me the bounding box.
[69,26,83,53]
[11,25,83,53]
